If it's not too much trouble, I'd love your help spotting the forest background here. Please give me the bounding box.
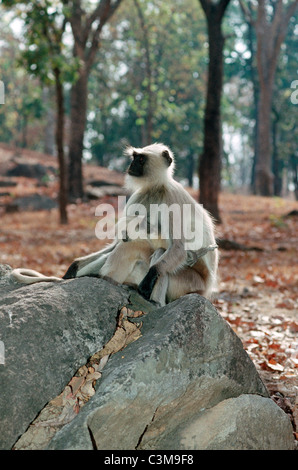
[0,0,297,212]
[0,0,297,444]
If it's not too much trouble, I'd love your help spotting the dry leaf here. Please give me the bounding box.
[68,376,86,396]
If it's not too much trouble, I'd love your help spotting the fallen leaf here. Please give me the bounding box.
[260,360,284,372]
[68,376,86,396]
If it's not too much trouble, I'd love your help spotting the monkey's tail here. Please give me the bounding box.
[10,268,62,285]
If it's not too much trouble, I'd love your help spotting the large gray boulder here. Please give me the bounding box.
[0,264,294,450]
[0,264,129,450]
[48,292,294,450]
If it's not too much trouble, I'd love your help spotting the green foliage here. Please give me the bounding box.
[0,17,48,148]
[0,0,297,192]
[87,0,208,180]
[13,1,78,85]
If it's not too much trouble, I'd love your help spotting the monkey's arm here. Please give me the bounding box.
[186,243,218,267]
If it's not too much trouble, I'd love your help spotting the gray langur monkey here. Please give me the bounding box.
[64,143,218,304]
[10,143,218,306]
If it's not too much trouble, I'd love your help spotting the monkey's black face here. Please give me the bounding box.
[128,152,147,177]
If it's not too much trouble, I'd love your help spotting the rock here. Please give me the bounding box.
[87,180,122,188]
[0,264,294,450]
[0,179,17,188]
[5,194,57,212]
[0,265,130,450]
[47,294,294,450]
[6,163,52,179]
[139,394,294,450]
[85,184,128,199]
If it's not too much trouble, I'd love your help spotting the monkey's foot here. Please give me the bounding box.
[63,261,79,279]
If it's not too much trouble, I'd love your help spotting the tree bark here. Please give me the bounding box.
[255,78,274,195]
[272,108,282,196]
[54,68,68,224]
[68,68,88,200]
[42,87,55,155]
[254,0,298,196]
[243,4,259,192]
[198,0,231,223]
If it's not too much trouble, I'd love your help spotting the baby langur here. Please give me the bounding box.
[10,143,218,306]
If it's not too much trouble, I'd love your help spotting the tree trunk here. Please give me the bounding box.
[253,0,298,196]
[272,110,282,196]
[187,152,195,187]
[290,154,298,200]
[54,68,68,224]
[68,69,88,200]
[255,82,274,196]
[199,15,224,223]
[246,12,259,192]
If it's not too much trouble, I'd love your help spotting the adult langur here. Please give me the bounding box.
[10,143,218,306]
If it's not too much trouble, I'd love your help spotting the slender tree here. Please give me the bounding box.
[241,0,298,196]
[238,0,259,192]
[9,1,72,224]
[197,0,231,223]
[62,0,123,200]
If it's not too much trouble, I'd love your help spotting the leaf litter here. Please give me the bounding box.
[214,295,298,442]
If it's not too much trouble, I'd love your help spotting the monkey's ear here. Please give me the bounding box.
[162,150,173,167]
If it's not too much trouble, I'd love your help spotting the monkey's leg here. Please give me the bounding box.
[100,240,152,284]
[63,241,117,279]
[76,252,112,277]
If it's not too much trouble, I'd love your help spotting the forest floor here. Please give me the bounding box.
[0,144,297,444]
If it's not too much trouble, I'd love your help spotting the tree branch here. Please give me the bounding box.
[198,0,211,16]
[199,0,231,19]
[239,0,255,25]
[284,0,298,26]
[271,0,284,40]
[218,0,231,18]
[272,0,298,64]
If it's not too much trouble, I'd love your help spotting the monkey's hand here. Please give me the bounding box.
[186,244,218,267]
[138,266,159,300]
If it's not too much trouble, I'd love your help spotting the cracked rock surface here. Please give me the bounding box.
[0,264,128,450]
[48,292,294,450]
[0,264,294,450]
